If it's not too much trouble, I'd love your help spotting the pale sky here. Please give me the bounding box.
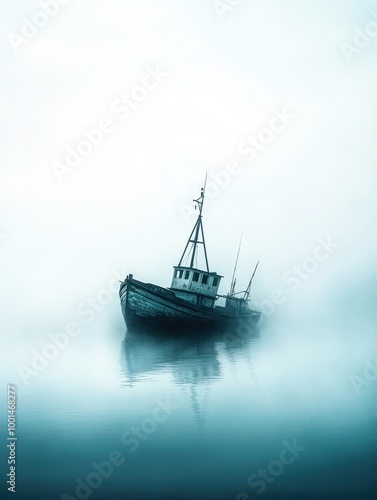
[1,0,376,336]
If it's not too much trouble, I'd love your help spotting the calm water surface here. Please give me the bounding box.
[1,312,376,500]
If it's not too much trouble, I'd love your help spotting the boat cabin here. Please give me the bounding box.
[170,266,222,307]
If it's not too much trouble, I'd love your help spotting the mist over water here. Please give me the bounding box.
[1,276,376,499]
[1,1,377,498]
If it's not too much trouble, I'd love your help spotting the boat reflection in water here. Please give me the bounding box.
[120,325,260,430]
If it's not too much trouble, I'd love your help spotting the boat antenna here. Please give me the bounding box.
[229,231,243,296]
[178,173,210,272]
[243,261,259,302]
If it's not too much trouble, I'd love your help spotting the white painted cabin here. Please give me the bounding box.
[169,266,222,307]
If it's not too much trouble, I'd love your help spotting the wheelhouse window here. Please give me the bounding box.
[178,270,183,278]
[202,274,208,284]
[212,276,219,287]
[184,270,190,279]
[193,272,199,282]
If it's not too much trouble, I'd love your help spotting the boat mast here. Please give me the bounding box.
[243,261,259,301]
[229,232,243,296]
[178,174,210,272]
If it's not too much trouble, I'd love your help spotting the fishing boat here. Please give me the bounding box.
[119,177,261,333]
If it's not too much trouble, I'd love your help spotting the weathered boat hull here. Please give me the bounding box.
[120,276,260,333]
